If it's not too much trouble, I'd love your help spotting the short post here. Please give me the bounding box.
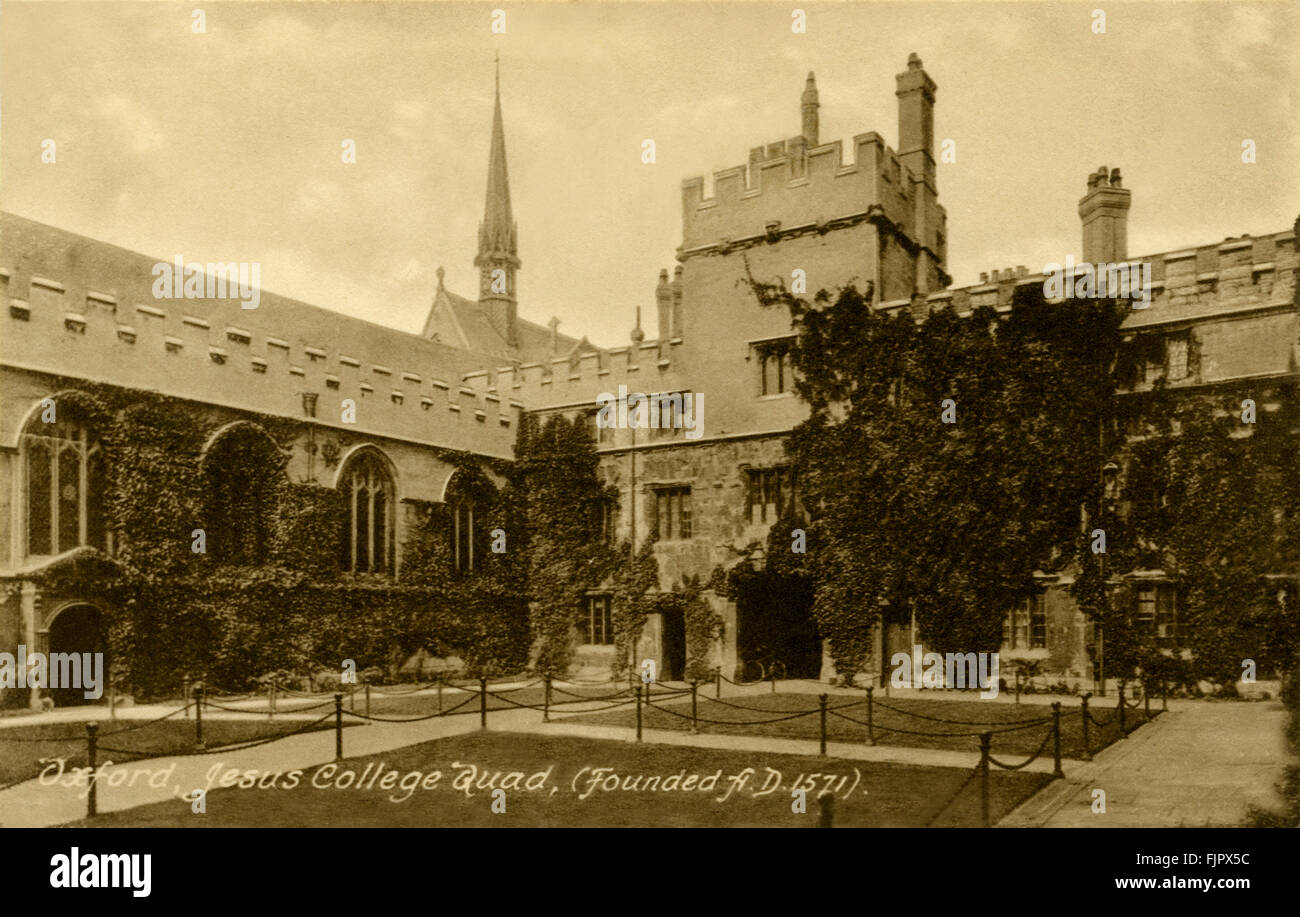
[183,676,191,719]
[109,682,117,721]
[268,679,276,721]
[479,677,488,730]
[1014,670,1021,704]
[365,683,371,718]
[350,683,356,714]
[543,675,552,723]
[437,674,444,713]
[1051,701,1064,778]
[818,693,828,757]
[715,667,722,699]
[866,686,876,746]
[1161,682,1168,713]
[817,791,834,828]
[194,685,205,749]
[1117,687,1127,737]
[334,693,343,761]
[635,685,643,742]
[690,681,699,734]
[770,667,777,694]
[979,732,992,828]
[1080,693,1093,761]
[1144,682,1151,720]
[85,722,99,819]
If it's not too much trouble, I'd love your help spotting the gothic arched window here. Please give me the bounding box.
[203,423,283,566]
[22,402,105,557]
[452,498,475,573]
[340,450,396,575]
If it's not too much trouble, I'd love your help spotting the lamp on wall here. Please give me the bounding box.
[301,392,319,418]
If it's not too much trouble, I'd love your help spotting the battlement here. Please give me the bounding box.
[682,132,923,252]
[681,57,942,266]
[885,228,1298,329]
[0,213,517,457]
[463,337,689,411]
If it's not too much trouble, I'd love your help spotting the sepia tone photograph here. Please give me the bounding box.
[0,0,1297,890]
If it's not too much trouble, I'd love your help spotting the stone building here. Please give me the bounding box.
[1,56,1296,705]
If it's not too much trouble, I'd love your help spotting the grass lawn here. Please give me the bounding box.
[69,730,1051,827]
[562,691,1153,760]
[0,717,345,790]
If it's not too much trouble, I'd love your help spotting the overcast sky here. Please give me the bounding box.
[3,1,1296,348]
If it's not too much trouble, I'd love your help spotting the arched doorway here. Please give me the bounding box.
[661,608,686,682]
[735,572,821,679]
[46,604,108,707]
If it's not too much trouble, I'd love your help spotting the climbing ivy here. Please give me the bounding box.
[749,278,1126,684]
[13,378,531,701]
[514,413,620,676]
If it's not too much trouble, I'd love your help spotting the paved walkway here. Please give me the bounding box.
[1000,698,1290,827]
[0,681,1288,827]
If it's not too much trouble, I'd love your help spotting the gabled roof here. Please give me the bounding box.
[422,279,594,365]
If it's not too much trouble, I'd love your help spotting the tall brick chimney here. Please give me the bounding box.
[895,52,936,186]
[655,268,672,339]
[1078,166,1131,263]
[801,72,820,146]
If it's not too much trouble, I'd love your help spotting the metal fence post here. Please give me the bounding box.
[269,679,276,721]
[866,686,876,746]
[183,675,191,719]
[1117,686,1127,737]
[479,677,488,729]
[690,681,699,735]
[543,675,552,723]
[365,683,371,718]
[818,693,828,757]
[635,685,643,742]
[980,732,992,828]
[817,791,834,828]
[194,685,205,749]
[1051,701,1064,778]
[334,693,344,760]
[85,722,99,819]
[1081,693,1092,761]
[715,667,722,699]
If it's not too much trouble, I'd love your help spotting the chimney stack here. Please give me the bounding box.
[671,265,683,339]
[655,269,672,340]
[801,72,820,146]
[895,52,936,186]
[1078,166,1131,263]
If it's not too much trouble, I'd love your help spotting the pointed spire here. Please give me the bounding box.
[477,61,516,264]
[475,56,520,346]
[801,71,819,145]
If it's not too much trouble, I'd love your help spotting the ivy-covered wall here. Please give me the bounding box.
[1,373,529,702]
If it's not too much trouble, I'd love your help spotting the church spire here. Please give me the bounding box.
[474,54,520,347]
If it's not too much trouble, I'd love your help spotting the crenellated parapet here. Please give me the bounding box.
[0,213,517,457]
[894,228,1297,324]
[463,337,689,412]
[681,131,922,255]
